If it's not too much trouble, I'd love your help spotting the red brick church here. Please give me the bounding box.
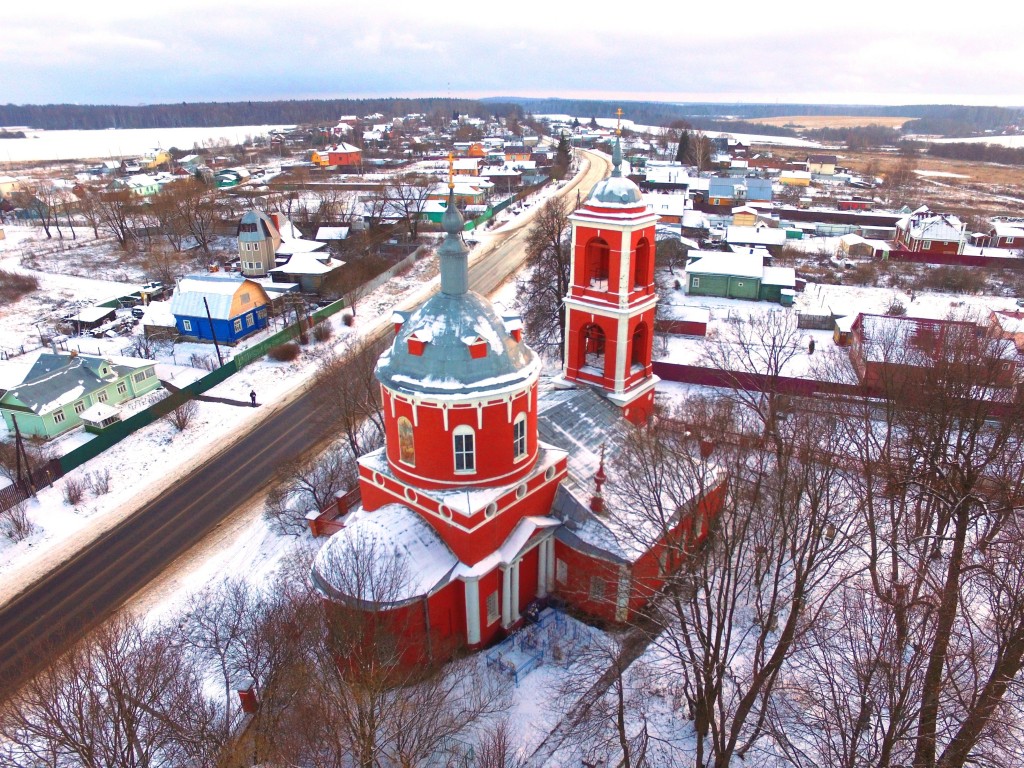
[311,139,724,663]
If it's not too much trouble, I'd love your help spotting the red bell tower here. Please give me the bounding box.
[562,125,659,424]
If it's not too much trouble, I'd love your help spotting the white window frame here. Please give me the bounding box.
[233,318,243,333]
[453,426,476,473]
[182,319,193,332]
[116,381,127,395]
[486,591,500,625]
[53,409,66,424]
[556,559,567,585]
[692,276,700,288]
[74,401,85,414]
[97,391,108,404]
[513,413,528,461]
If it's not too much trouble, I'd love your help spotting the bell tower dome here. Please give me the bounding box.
[562,117,659,424]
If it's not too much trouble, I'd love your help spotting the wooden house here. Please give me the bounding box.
[894,206,966,255]
[170,274,270,344]
[0,351,160,439]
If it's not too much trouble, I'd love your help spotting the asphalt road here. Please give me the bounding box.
[0,150,611,699]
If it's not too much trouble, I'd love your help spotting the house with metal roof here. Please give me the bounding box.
[169,274,270,344]
[0,351,160,439]
[684,250,796,304]
[707,176,773,207]
[895,206,966,255]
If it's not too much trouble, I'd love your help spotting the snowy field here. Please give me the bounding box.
[534,114,823,148]
[0,125,294,162]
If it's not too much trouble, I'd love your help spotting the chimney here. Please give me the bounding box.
[590,445,607,514]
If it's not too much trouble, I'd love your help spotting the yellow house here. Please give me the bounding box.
[731,205,759,227]
[142,149,172,169]
[779,170,812,187]
[807,154,837,175]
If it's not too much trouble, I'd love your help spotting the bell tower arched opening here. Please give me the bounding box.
[585,238,610,288]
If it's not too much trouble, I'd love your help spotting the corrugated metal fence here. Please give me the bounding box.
[53,297,348,476]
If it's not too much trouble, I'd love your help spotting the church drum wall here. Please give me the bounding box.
[382,387,539,489]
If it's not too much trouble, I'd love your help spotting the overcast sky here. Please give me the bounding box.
[6,0,1023,108]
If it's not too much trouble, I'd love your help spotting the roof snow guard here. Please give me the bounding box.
[375,189,539,397]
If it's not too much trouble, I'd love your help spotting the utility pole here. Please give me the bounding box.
[202,297,225,367]
[12,415,35,496]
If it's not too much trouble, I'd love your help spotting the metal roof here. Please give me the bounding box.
[170,274,268,320]
[375,190,538,397]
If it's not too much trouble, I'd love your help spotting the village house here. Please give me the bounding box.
[684,250,796,305]
[807,154,838,175]
[0,351,160,439]
[990,222,1024,249]
[170,274,271,344]
[894,206,966,255]
[849,313,1016,390]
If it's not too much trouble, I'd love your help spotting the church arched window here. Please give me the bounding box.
[397,416,415,465]
[513,412,528,461]
[631,322,649,371]
[633,237,650,289]
[581,324,606,372]
[453,425,476,473]
[585,238,610,287]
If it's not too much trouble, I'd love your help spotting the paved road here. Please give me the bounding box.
[0,150,611,698]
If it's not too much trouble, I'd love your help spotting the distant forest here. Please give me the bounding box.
[927,142,1024,166]
[0,98,523,131]
[3,96,1021,146]
[494,97,1024,139]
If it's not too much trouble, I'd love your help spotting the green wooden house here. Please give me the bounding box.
[684,251,796,305]
[0,352,161,439]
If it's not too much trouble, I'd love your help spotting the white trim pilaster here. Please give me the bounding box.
[511,561,521,622]
[501,566,512,628]
[464,578,480,645]
[536,539,548,598]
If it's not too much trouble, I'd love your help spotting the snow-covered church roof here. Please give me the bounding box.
[586,135,643,207]
[375,188,539,397]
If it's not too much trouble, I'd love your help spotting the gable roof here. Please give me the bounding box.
[1,352,151,416]
[686,251,764,279]
[170,274,268,320]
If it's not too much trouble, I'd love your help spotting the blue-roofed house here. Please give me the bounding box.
[0,351,160,439]
[170,274,271,344]
[707,177,773,207]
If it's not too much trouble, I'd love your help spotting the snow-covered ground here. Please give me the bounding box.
[0,125,294,162]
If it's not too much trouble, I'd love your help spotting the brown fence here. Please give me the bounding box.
[884,249,1024,269]
[652,361,863,399]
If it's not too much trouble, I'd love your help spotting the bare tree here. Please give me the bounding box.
[515,196,572,361]
[165,398,199,432]
[264,442,359,535]
[698,309,804,448]
[95,189,137,249]
[607,394,861,768]
[386,172,433,239]
[252,532,507,768]
[0,614,224,768]
[554,630,682,767]
[313,338,387,456]
[0,501,35,543]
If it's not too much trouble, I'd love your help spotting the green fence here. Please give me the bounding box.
[57,298,348,474]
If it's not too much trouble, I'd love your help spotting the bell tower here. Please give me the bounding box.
[562,118,659,424]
